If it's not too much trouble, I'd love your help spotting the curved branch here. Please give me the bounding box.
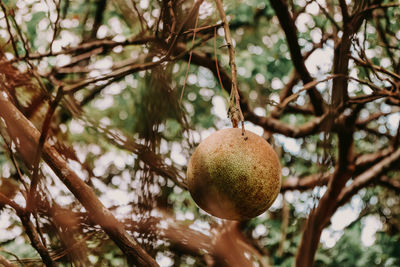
[246,111,329,138]
[281,173,331,192]
[269,0,325,115]
[336,148,400,208]
[378,176,400,194]
[0,254,17,267]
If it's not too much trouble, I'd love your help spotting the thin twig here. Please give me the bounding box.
[131,0,147,32]
[278,75,341,111]
[0,3,19,57]
[33,212,48,254]
[167,0,176,42]
[360,2,400,14]
[0,254,18,267]
[165,0,204,58]
[8,10,30,57]
[19,213,55,267]
[49,0,61,54]
[0,192,24,213]
[351,56,400,80]
[5,141,29,192]
[214,27,225,91]
[179,7,200,104]
[182,22,224,35]
[2,36,157,64]
[27,87,64,213]
[316,1,341,31]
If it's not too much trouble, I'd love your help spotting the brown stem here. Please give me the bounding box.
[215,0,244,131]
[0,254,18,267]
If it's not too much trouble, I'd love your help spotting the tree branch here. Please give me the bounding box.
[0,91,158,266]
[295,120,355,266]
[351,56,400,81]
[269,0,325,115]
[281,173,331,192]
[336,149,400,209]
[0,254,18,267]
[378,176,400,194]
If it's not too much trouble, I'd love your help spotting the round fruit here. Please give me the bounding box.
[187,128,281,220]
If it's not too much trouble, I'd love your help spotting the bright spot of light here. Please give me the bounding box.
[97,25,108,39]
[211,95,227,119]
[199,1,213,19]
[271,77,283,90]
[56,54,71,67]
[0,213,11,229]
[270,193,282,210]
[69,119,85,134]
[269,93,280,104]
[140,0,149,9]
[255,73,265,84]
[310,28,322,43]
[106,189,130,205]
[189,219,211,236]
[331,205,359,231]
[108,17,123,34]
[156,252,174,267]
[305,1,320,15]
[254,107,266,117]
[361,215,382,246]
[252,224,267,238]
[244,122,264,136]
[296,13,313,33]
[387,113,400,132]
[187,74,197,85]
[321,229,342,248]
[275,134,300,154]
[93,56,113,69]
[94,95,114,110]
[171,143,187,165]
[362,85,373,94]
[305,48,333,75]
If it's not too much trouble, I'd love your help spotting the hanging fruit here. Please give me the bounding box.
[187,128,281,220]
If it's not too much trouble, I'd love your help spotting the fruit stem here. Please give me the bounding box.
[215,0,245,135]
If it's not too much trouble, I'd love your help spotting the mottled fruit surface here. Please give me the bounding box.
[187,128,281,220]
